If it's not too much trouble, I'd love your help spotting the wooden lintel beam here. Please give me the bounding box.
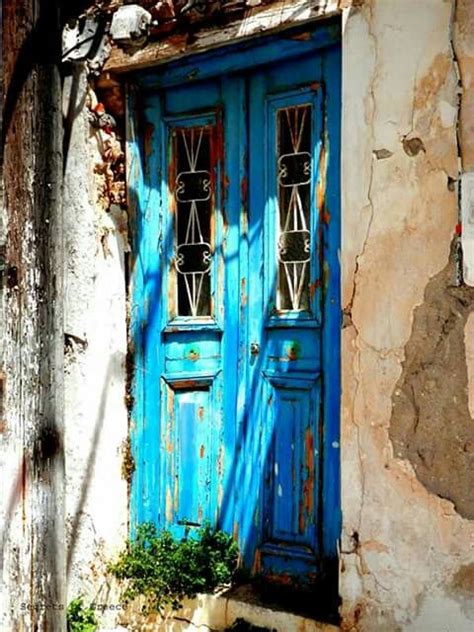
[104,0,340,74]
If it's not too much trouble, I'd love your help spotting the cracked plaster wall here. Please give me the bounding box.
[340,1,474,630]
[62,69,128,625]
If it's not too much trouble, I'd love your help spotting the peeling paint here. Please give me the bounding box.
[340,1,474,629]
[390,248,474,519]
[373,148,393,160]
[402,136,425,157]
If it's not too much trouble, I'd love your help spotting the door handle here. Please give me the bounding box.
[250,342,260,356]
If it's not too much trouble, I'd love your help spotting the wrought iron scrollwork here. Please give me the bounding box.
[276,105,313,311]
[173,127,214,317]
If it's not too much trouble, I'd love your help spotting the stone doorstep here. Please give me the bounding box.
[100,591,340,631]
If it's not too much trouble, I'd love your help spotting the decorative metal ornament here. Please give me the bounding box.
[277,105,312,311]
[173,127,214,317]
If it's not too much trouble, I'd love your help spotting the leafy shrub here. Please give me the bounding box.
[66,597,98,632]
[108,522,239,612]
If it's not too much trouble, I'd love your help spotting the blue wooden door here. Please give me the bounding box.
[129,26,341,583]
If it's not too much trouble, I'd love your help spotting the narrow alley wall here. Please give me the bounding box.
[62,68,129,613]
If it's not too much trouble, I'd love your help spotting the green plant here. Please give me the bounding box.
[108,522,239,613]
[66,597,98,632]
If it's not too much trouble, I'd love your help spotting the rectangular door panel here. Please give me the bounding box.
[161,378,219,532]
[265,329,321,374]
[164,332,222,374]
[262,376,320,548]
[131,74,247,541]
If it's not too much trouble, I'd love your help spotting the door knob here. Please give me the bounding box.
[250,342,260,356]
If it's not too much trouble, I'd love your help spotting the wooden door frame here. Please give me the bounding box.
[126,17,341,581]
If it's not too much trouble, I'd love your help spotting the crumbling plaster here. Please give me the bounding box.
[57,0,474,630]
[62,69,128,619]
[454,0,474,172]
[340,1,474,630]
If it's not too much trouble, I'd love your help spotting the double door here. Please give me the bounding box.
[129,32,341,582]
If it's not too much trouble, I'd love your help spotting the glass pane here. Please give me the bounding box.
[276,105,312,312]
[172,126,214,317]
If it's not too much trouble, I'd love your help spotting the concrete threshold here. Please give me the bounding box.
[105,589,340,631]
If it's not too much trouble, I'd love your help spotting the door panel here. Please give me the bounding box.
[241,65,324,578]
[262,376,320,546]
[159,108,226,539]
[161,378,217,529]
[132,76,247,539]
[129,33,341,584]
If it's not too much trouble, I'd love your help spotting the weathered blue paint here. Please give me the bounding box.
[321,44,342,566]
[137,20,341,90]
[128,20,341,584]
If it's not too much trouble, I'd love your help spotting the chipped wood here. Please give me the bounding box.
[2,0,65,629]
[105,0,340,73]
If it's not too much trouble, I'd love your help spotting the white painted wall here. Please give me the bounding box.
[62,71,128,621]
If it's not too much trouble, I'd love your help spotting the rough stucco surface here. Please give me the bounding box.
[340,1,474,630]
[454,0,474,172]
[390,252,474,519]
[467,312,474,419]
[62,69,128,622]
[454,0,474,287]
